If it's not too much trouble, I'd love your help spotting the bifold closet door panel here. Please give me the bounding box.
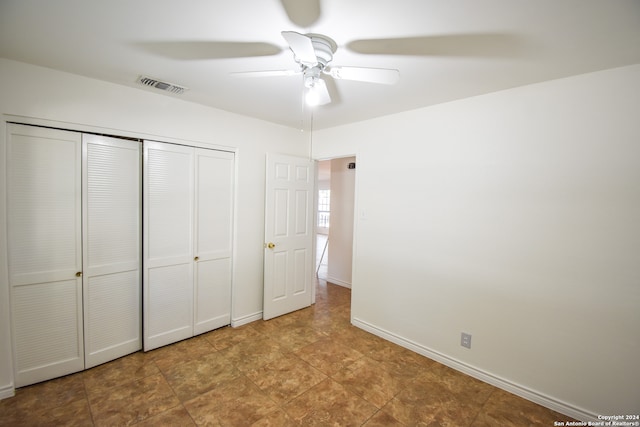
[193,149,234,334]
[143,141,194,351]
[83,134,141,368]
[7,124,84,387]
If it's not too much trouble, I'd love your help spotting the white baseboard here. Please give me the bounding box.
[0,384,15,400]
[231,311,262,327]
[352,317,598,423]
[325,276,351,289]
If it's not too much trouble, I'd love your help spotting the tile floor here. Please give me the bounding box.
[0,280,575,426]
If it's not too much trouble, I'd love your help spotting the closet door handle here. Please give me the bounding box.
[75,272,82,277]
[194,256,199,261]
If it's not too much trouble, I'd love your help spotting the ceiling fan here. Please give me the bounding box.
[231,31,400,107]
[136,0,521,108]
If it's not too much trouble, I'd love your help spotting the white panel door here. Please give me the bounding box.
[143,141,194,351]
[263,154,315,320]
[193,149,234,334]
[83,134,141,368]
[7,124,84,387]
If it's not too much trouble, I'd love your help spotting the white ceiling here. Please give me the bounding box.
[1,0,639,130]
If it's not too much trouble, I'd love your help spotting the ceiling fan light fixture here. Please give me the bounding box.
[304,77,331,107]
[305,89,320,106]
[305,79,321,106]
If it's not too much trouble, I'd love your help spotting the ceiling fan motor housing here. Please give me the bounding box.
[303,34,337,88]
[308,34,337,69]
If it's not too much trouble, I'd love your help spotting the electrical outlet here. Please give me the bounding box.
[461,332,472,349]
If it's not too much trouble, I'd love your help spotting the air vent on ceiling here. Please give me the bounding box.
[136,75,188,95]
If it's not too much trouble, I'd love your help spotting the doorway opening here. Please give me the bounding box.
[314,157,356,290]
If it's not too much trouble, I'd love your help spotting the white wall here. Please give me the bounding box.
[0,58,307,397]
[313,64,640,419]
[326,157,355,288]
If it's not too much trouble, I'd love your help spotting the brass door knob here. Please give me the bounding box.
[267,242,275,249]
[75,272,82,277]
[194,256,199,261]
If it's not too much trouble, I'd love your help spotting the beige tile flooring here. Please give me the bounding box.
[0,280,574,426]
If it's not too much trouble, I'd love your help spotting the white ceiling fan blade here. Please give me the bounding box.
[347,34,523,58]
[134,41,282,60]
[327,66,400,85]
[230,69,300,78]
[282,31,317,66]
[280,0,321,27]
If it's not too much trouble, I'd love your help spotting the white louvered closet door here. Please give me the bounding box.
[83,134,141,368]
[143,141,195,351]
[193,149,234,335]
[7,124,84,387]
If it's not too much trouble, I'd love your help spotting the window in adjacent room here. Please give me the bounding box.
[317,189,330,228]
